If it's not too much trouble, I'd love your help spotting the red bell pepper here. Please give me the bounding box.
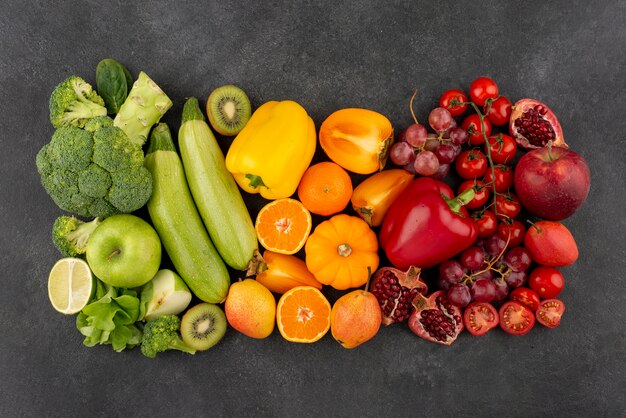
[380,177,478,269]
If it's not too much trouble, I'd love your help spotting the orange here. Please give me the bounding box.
[297,162,353,216]
[255,198,312,255]
[276,286,331,343]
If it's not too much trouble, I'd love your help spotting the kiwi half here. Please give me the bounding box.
[206,85,251,136]
[180,303,227,351]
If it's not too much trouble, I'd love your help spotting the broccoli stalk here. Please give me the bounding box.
[113,72,173,147]
[52,216,102,257]
[49,76,108,128]
[141,315,196,358]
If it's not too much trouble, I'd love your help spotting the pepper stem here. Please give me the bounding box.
[245,174,266,189]
[443,188,475,214]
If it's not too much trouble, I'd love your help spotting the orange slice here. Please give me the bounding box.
[255,198,312,255]
[276,286,331,343]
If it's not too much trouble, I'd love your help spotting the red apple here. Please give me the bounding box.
[514,144,590,220]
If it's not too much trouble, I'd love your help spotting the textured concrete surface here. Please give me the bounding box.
[1,1,625,417]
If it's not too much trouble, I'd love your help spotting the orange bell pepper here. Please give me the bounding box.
[351,169,414,227]
[319,108,394,174]
[255,250,322,294]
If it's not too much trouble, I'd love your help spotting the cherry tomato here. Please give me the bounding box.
[439,89,468,117]
[483,165,514,192]
[536,299,565,328]
[455,149,488,179]
[495,220,526,247]
[495,192,521,220]
[485,96,512,126]
[473,210,497,238]
[499,301,535,336]
[461,114,492,145]
[528,266,565,299]
[469,76,499,106]
[485,134,517,164]
[458,180,489,210]
[509,287,541,311]
[463,302,499,336]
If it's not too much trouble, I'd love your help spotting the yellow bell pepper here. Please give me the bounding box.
[225,100,316,200]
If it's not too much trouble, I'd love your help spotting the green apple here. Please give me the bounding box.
[86,214,161,288]
[141,269,192,320]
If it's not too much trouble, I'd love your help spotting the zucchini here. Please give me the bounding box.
[178,97,259,272]
[144,123,229,303]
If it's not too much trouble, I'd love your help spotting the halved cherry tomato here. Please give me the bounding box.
[463,302,499,336]
[485,96,512,126]
[536,299,565,328]
[509,287,541,311]
[469,76,499,106]
[458,180,489,209]
[456,149,488,179]
[473,210,497,238]
[495,192,521,220]
[528,267,565,299]
[483,165,514,192]
[462,114,492,145]
[499,301,535,336]
[495,220,526,247]
[439,89,468,117]
[485,134,517,164]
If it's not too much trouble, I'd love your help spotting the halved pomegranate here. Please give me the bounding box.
[509,99,567,149]
[408,291,463,345]
[370,266,428,325]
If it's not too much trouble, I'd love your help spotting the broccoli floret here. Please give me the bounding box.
[52,216,102,257]
[84,115,114,133]
[36,122,152,218]
[49,76,107,128]
[141,315,196,358]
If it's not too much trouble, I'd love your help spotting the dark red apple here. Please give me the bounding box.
[514,144,590,220]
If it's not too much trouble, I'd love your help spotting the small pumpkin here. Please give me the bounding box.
[305,214,379,290]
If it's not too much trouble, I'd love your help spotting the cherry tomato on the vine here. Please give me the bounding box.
[536,299,565,328]
[495,220,526,247]
[495,192,521,220]
[528,267,565,299]
[462,114,492,145]
[485,134,517,164]
[439,89,468,117]
[483,165,514,192]
[458,180,489,210]
[455,149,488,179]
[469,76,499,106]
[485,96,512,126]
[499,301,535,336]
[473,210,497,238]
[509,287,541,312]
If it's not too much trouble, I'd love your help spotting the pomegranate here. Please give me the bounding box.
[408,291,464,346]
[509,99,567,149]
[370,266,427,326]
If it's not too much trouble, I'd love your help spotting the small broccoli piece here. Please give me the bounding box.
[141,315,196,358]
[52,216,102,257]
[49,76,108,128]
[108,167,153,213]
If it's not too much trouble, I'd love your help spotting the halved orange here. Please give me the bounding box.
[276,286,331,343]
[255,198,312,255]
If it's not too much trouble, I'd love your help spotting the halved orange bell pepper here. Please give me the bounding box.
[319,108,394,174]
[351,169,414,227]
[255,250,322,294]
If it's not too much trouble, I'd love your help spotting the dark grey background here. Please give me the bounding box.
[1,1,625,417]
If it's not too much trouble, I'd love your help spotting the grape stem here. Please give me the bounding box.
[462,229,512,285]
[409,90,419,125]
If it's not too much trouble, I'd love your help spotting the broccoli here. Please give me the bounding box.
[141,315,196,358]
[51,216,102,257]
[36,117,153,218]
[49,76,108,128]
